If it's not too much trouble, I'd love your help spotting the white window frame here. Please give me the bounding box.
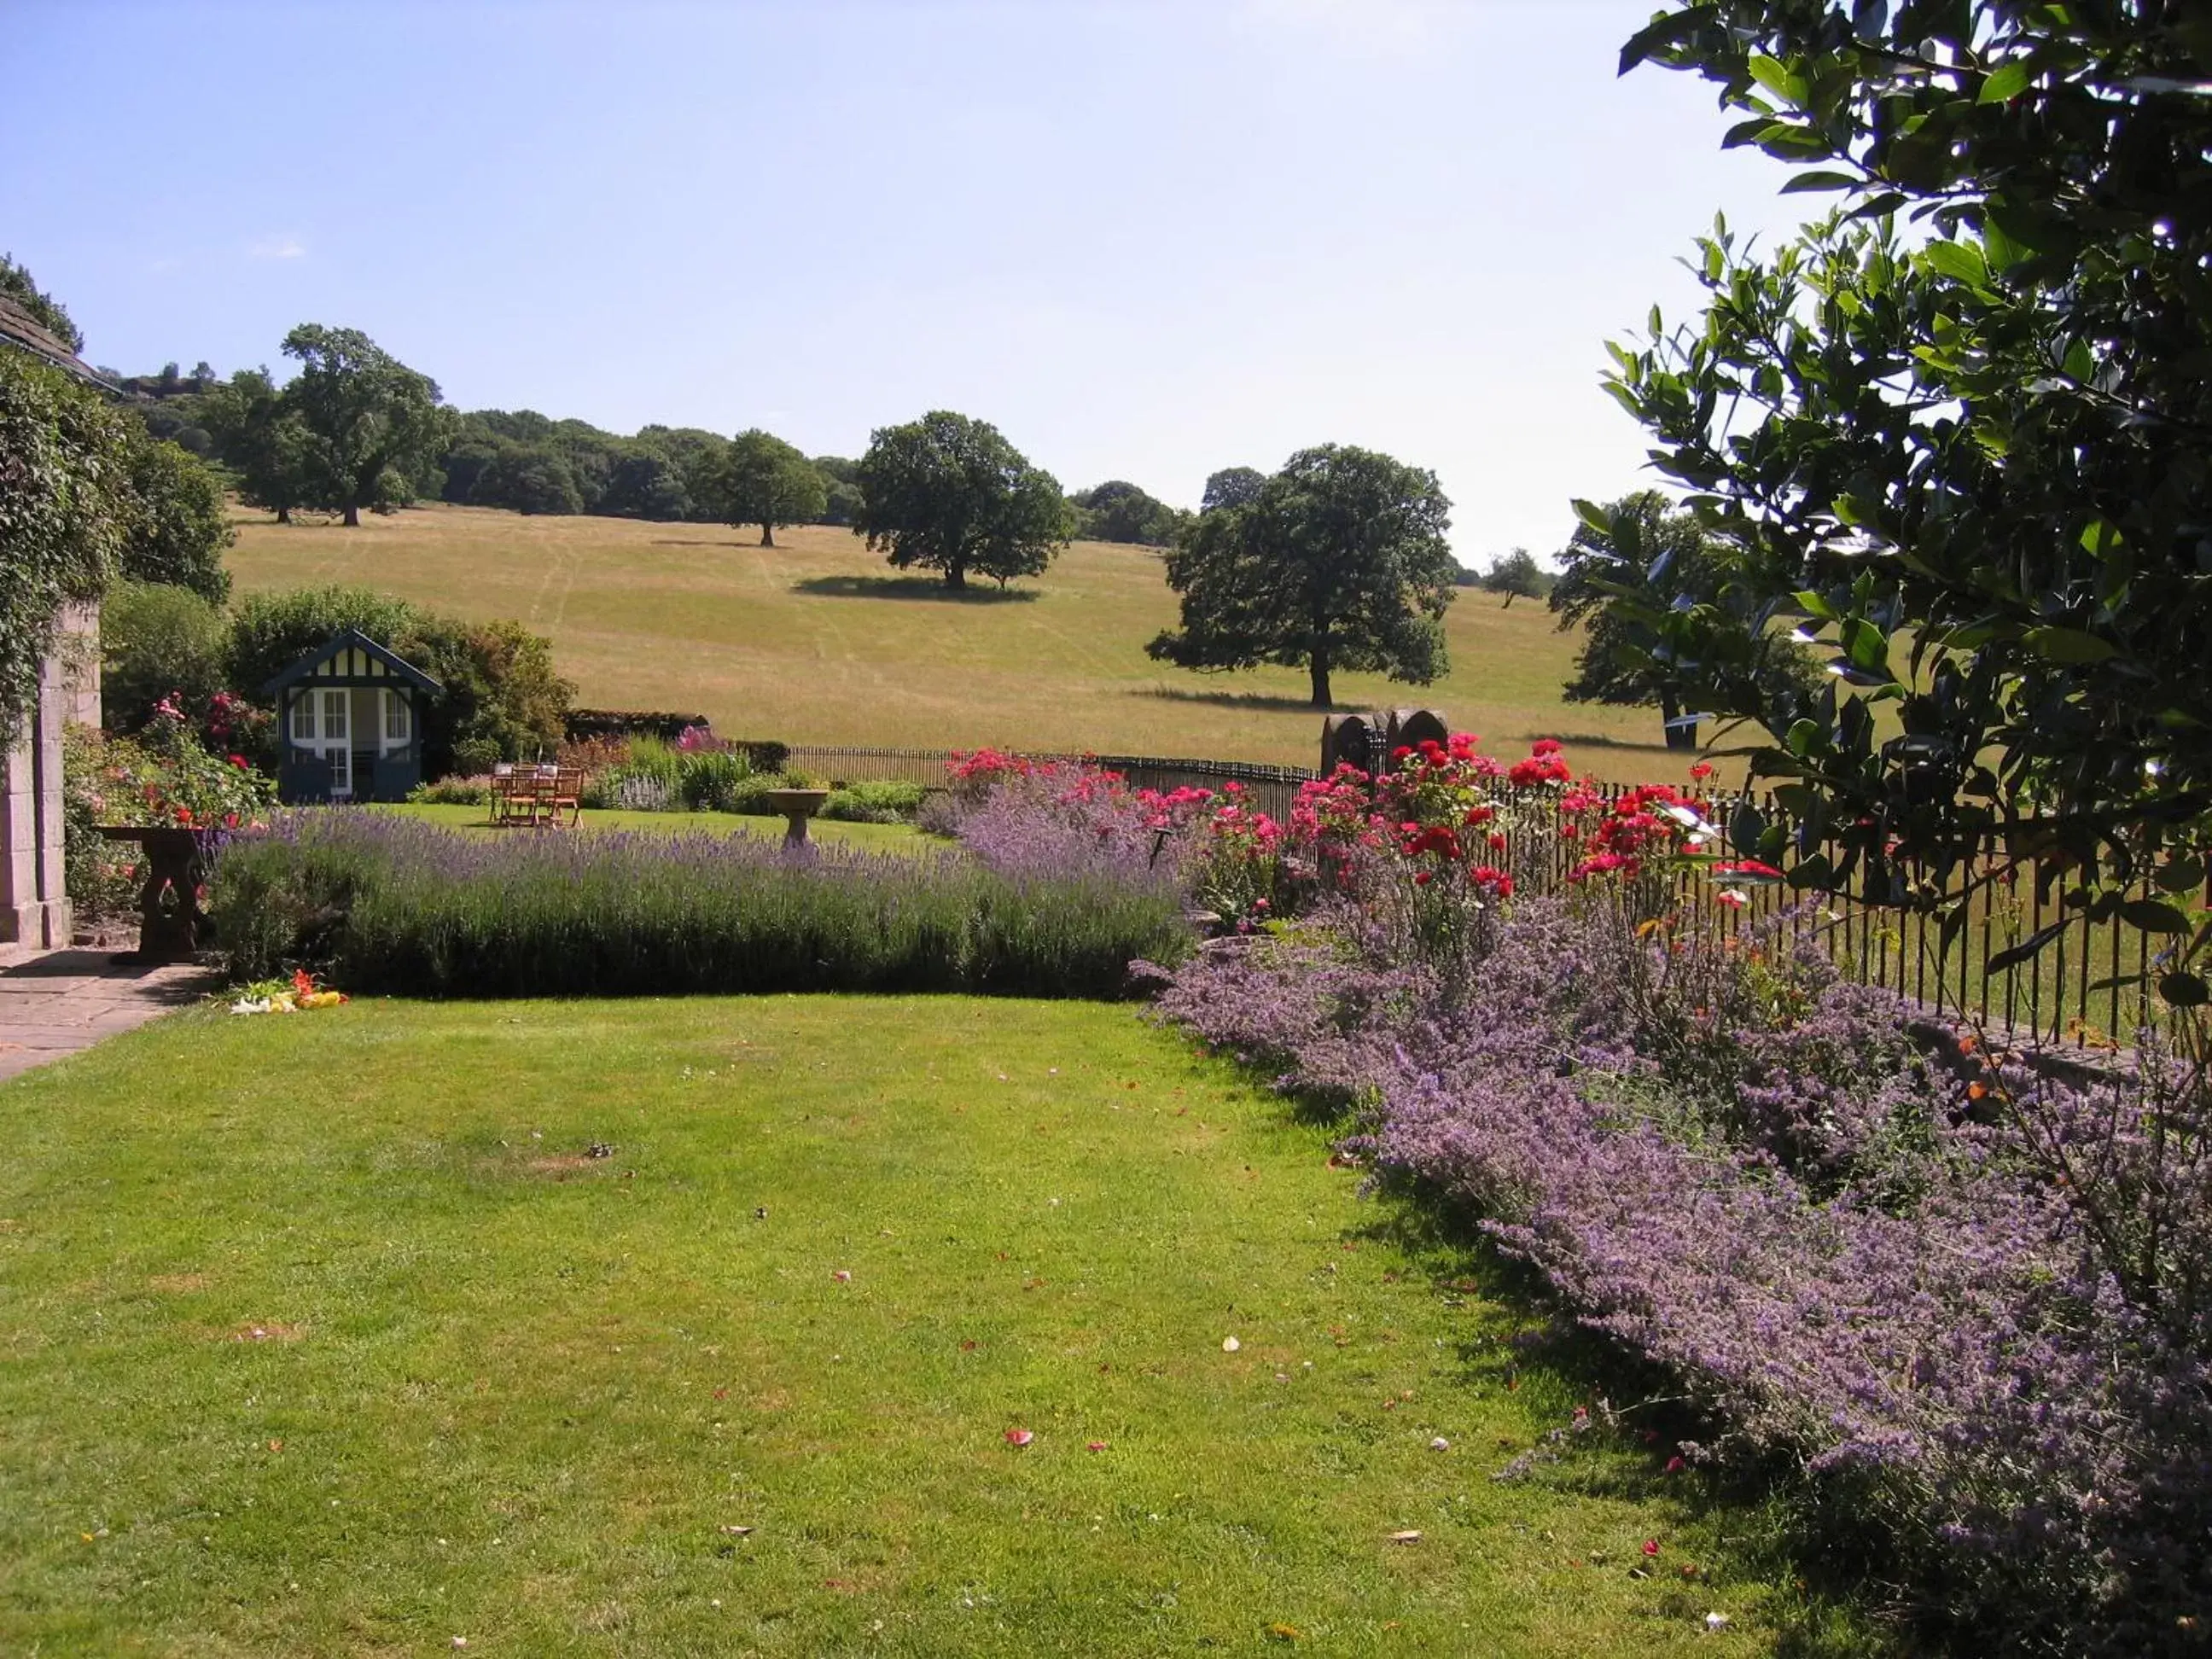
[290,695,316,742]
[382,689,410,747]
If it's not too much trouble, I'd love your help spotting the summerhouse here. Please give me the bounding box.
[263,631,441,803]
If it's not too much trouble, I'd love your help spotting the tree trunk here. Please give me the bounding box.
[276,506,292,525]
[1661,690,1697,750]
[1308,637,1333,708]
[760,523,776,547]
[343,502,361,528]
[945,562,966,590]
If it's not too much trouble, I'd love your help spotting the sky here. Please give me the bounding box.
[2,0,1818,565]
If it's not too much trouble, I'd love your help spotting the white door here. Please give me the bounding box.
[320,688,352,796]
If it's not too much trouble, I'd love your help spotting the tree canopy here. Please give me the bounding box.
[853,411,1074,590]
[1071,480,1187,546]
[279,324,451,526]
[717,429,828,546]
[1149,444,1455,708]
[1481,548,1549,608]
[1608,0,2212,999]
[118,432,235,603]
[1550,492,1820,748]
[1201,466,1266,513]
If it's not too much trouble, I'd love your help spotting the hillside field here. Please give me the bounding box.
[227,504,1699,783]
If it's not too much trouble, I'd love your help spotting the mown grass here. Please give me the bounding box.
[377,800,930,853]
[225,504,1697,784]
[0,997,1863,1655]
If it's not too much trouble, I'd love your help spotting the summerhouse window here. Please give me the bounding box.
[384,691,410,742]
[290,697,316,741]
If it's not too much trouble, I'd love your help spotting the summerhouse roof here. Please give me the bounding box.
[262,630,443,696]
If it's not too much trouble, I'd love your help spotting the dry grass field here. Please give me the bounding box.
[227,504,1696,783]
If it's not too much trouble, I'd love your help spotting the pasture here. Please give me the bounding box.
[226,505,1694,783]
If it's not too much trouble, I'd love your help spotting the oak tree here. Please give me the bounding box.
[1149,444,1455,708]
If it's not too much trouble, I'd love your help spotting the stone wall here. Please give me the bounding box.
[1,602,98,949]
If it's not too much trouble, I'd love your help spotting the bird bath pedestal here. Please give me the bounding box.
[765,788,833,847]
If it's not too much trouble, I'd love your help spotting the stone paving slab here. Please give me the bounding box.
[0,949,216,1083]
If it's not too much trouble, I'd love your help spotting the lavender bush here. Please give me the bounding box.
[1147,894,2212,1653]
[210,811,1190,999]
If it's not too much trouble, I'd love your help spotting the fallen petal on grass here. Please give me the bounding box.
[1004,1428,1033,1447]
[1387,1529,1423,1544]
[1221,1336,1240,1352]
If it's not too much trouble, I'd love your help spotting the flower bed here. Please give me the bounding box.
[208,810,1188,999]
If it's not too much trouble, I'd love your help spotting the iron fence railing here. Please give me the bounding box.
[1483,781,2201,1051]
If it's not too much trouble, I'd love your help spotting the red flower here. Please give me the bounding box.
[227,754,247,769]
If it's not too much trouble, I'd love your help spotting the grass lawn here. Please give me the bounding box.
[0,997,1860,1656]
[225,504,1699,784]
[377,801,932,854]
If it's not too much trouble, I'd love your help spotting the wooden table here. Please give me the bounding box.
[92,826,210,963]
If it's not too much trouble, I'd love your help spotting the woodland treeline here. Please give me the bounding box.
[111,352,1187,546]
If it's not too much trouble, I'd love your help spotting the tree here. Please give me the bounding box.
[1607,2,2212,1000]
[853,410,1073,590]
[0,253,83,354]
[119,432,235,602]
[1481,548,1549,608]
[0,352,127,741]
[101,579,230,734]
[716,429,827,547]
[471,441,585,515]
[1550,492,1820,748]
[1202,466,1266,513]
[1149,444,1455,708]
[201,368,318,523]
[279,324,451,526]
[812,457,864,527]
[1072,480,1186,546]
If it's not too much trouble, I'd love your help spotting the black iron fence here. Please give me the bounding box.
[1487,781,2200,1051]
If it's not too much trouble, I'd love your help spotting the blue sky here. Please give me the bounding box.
[3,0,1813,563]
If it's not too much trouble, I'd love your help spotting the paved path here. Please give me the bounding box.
[0,949,215,1084]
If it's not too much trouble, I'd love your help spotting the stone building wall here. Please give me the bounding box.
[1,602,99,949]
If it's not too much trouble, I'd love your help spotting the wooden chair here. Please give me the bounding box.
[490,764,537,827]
[543,766,583,829]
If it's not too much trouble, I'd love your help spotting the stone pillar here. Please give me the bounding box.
[0,601,97,950]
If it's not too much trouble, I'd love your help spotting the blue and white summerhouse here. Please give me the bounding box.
[263,630,442,803]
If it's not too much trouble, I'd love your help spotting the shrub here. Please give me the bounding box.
[100,580,229,734]
[208,812,1190,999]
[406,775,492,806]
[451,737,500,777]
[822,780,927,823]
[677,745,752,811]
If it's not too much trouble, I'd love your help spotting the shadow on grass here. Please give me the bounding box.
[1527,730,1677,754]
[649,537,754,549]
[1330,1190,1906,1657]
[1188,1051,1909,1656]
[1134,684,1328,715]
[790,575,1040,604]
